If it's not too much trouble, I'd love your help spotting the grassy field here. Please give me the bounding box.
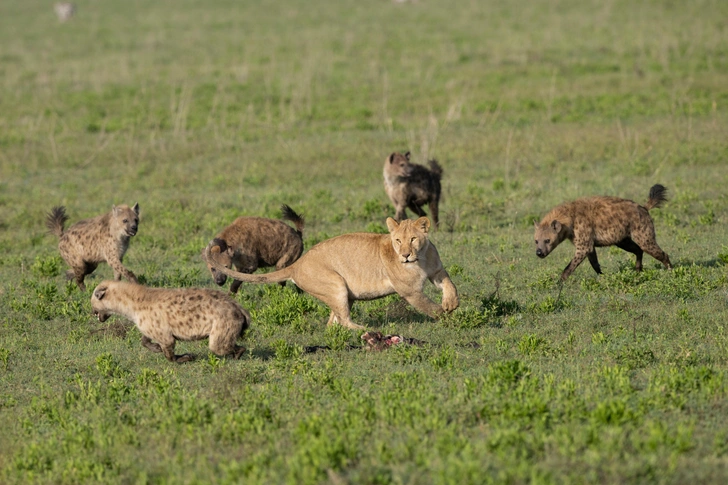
[1,0,728,483]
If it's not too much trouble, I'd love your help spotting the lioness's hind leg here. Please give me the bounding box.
[309,279,364,330]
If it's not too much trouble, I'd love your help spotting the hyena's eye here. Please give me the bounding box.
[545,239,551,244]
[123,219,128,223]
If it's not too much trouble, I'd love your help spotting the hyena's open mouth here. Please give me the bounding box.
[93,310,110,322]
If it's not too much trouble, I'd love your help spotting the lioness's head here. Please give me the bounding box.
[90,283,112,322]
[384,151,413,179]
[204,238,233,286]
[111,203,140,238]
[534,219,567,259]
[386,217,430,264]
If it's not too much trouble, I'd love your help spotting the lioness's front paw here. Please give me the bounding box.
[442,296,459,313]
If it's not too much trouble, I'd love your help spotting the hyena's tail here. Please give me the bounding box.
[280,204,305,236]
[645,184,668,211]
[428,159,443,179]
[204,241,294,284]
[45,206,68,237]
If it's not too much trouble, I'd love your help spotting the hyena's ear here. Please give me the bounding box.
[209,238,228,255]
[94,285,107,300]
[112,205,118,216]
[415,217,431,234]
[386,217,399,233]
[404,151,411,161]
[388,153,396,164]
[132,203,140,215]
[550,220,562,232]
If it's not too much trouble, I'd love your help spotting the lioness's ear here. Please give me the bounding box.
[415,217,431,234]
[551,220,561,232]
[388,153,396,164]
[386,217,399,233]
[404,151,411,161]
[94,285,107,300]
[132,202,140,215]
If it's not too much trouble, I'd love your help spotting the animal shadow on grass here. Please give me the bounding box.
[249,347,276,361]
[89,319,132,340]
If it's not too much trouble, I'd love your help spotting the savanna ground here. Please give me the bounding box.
[1,0,728,483]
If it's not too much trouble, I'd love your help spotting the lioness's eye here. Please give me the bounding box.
[395,239,401,244]
[123,219,128,223]
[410,237,416,242]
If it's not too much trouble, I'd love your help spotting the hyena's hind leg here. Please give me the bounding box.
[428,198,440,229]
[209,319,246,359]
[631,231,672,270]
[616,238,645,271]
[68,262,97,291]
[407,200,427,218]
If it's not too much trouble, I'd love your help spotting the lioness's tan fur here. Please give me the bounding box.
[534,184,672,281]
[204,217,459,330]
[91,280,250,363]
[46,204,140,291]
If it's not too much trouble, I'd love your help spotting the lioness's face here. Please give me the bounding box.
[385,151,413,179]
[111,203,140,237]
[386,217,430,264]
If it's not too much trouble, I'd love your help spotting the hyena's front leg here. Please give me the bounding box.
[141,335,162,353]
[160,342,195,363]
[561,248,589,281]
[108,256,138,283]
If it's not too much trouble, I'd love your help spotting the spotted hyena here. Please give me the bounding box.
[204,204,304,293]
[91,280,251,363]
[46,204,140,291]
[383,151,442,228]
[534,184,672,281]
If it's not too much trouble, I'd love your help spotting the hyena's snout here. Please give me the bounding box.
[536,248,546,258]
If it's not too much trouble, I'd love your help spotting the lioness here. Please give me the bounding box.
[204,217,459,330]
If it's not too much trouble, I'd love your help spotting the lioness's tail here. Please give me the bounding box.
[644,184,668,211]
[204,242,294,284]
[428,159,443,179]
[280,204,305,235]
[45,206,68,237]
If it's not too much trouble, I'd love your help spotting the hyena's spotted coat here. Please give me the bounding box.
[91,280,251,363]
[46,204,140,291]
[534,184,672,281]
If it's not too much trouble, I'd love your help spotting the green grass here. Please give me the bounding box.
[2,0,728,483]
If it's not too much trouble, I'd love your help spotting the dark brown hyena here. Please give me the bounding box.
[383,151,442,228]
[91,280,251,363]
[46,204,140,291]
[534,184,672,281]
[204,204,304,293]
